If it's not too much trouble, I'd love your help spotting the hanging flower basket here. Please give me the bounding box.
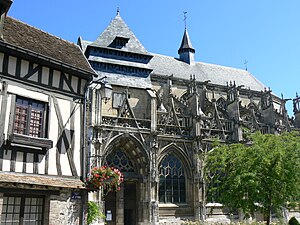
[85,166,124,192]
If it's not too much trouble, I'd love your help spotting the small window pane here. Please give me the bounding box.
[159,153,186,203]
[14,96,46,138]
[105,149,135,172]
[1,196,44,225]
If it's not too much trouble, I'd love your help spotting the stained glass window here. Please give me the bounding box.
[159,154,186,203]
[105,149,135,172]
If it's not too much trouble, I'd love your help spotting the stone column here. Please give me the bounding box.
[151,200,159,225]
[138,181,150,225]
[116,183,124,225]
[150,132,159,225]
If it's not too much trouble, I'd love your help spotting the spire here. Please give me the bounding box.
[178,28,195,52]
[178,12,195,65]
[178,28,195,65]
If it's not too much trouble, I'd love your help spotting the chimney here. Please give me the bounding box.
[0,0,12,40]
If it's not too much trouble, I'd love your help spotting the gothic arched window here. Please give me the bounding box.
[105,149,135,172]
[159,153,186,203]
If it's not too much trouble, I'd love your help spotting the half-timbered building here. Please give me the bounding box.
[79,11,297,225]
[0,1,94,224]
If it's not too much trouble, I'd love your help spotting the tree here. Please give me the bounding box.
[205,131,300,225]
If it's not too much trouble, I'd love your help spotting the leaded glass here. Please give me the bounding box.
[159,154,186,203]
[105,149,135,172]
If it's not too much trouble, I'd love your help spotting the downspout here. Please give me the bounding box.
[81,80,91,225]
[82,85,89,181]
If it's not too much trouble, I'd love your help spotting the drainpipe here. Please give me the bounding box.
[81,80,91,225]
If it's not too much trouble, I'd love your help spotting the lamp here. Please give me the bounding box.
[99,82,112,104]
[91,76,113,104]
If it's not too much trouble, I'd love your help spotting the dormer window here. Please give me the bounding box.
[109,36,129,49]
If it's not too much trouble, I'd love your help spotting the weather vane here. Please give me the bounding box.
[183,11,187,29]
[244,60,248,71]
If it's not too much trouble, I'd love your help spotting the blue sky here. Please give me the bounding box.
[8,1,300,115]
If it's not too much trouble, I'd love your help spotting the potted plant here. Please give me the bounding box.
[87,201,105,224]
[85,166,124,193]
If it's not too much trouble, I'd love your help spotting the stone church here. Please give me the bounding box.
[1,1,299,224]
[79,10,300,225]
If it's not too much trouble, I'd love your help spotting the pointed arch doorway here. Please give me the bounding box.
[103,136,148,225]
[105,182,137,225]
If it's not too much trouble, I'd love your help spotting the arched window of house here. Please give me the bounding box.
[159,153,186,203]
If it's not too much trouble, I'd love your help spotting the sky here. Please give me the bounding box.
[8,0,300,115]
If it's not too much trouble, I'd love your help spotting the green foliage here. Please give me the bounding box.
[289,217,300,225]
[87,201,105,224]
[205,131,300,223]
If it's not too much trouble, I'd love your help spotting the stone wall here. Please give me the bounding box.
[48,190,87,225]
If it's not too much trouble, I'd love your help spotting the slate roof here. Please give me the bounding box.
[178,29,195,53]
[2,17,94,74]
[149,54,266,91]
[95,70,152,89]
[91,13,149,54]
[89,56,152,70]
[82,13,266,92]
[78,37,92,54]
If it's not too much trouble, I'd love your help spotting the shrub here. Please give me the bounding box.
[289,217,300,225]
[87,201,105,224]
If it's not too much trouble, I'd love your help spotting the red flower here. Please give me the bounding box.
[85,166,124,192]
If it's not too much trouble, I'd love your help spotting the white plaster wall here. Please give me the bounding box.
[48,97,59,175]
[38,154,46,174]
[26,153,34,173]
[8,56,17,75]
[71,76,79,94]
[15,152,24,173]
[2,150,11,172]
[73,103,82,176]
[52,70,60,89]
[57,97,72,176]
[3,94,11,141]
[7,84,49,102]
[20,60,29,78]
[42,67,50,85]
[28,63,39,83]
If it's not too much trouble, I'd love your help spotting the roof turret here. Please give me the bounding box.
[178,28,195,52]
[178,28,195,65]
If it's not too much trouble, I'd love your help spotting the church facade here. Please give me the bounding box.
[79,11,299,225]
[0,1,299,224]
